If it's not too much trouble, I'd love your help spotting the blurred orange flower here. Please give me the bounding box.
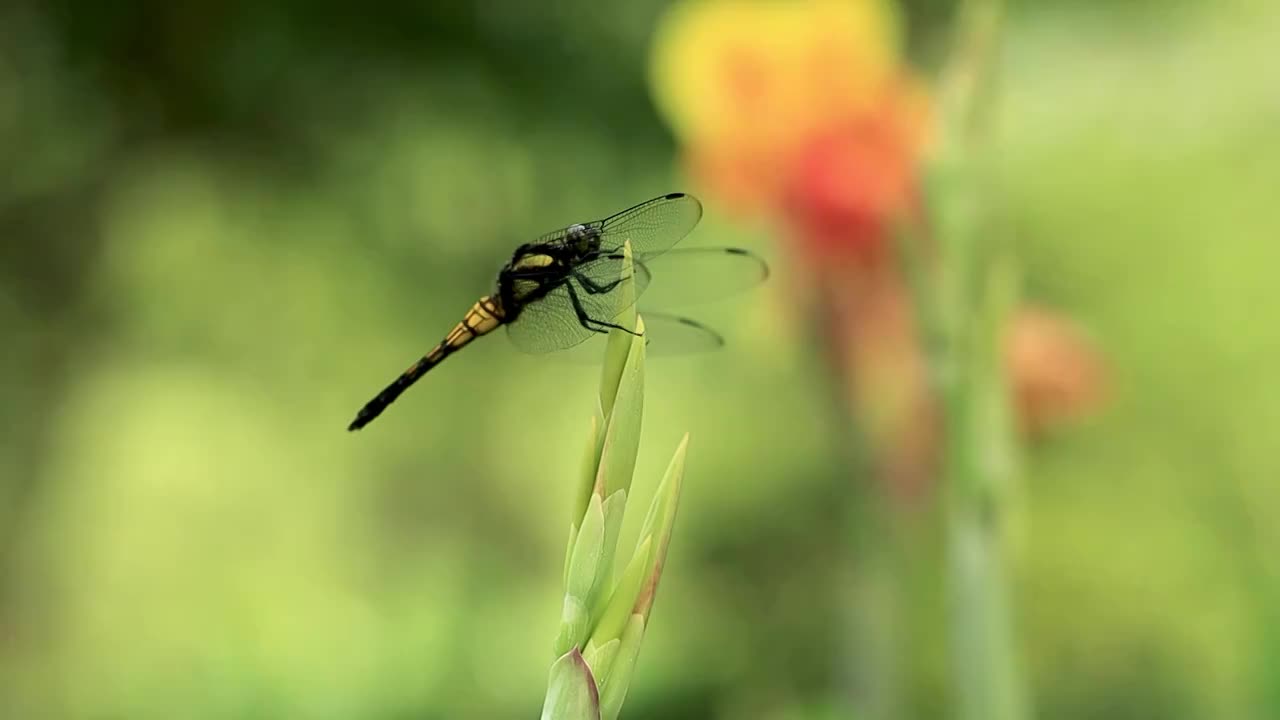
[650,0,930,265]
[1007,306,1107,437]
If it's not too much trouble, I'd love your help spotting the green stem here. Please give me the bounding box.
[908,0,1030,718]
[811,280,902,720]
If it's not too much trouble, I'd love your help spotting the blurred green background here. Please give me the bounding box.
[2,0,1278,718]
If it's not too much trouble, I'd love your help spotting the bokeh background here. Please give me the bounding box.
[2,0,1278,718]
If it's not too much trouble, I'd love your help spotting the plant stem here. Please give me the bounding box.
[911,0,1031,718]
[811,278,903,720]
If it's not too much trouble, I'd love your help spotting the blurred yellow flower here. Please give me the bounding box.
[649,0,930,255]
[651,0,902,143]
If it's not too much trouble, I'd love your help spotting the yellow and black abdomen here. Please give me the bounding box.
[347,295,506,431]
[436,295,505,356]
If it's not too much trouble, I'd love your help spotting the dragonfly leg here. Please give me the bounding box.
[564,281,641,337]
[572,271,624,295]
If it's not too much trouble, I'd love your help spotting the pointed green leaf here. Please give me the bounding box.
[598,615,646,720]
[554,595,591,659]
[633,433,687,623]
[541,649,601,720]
[594,489,629,612]
[635,433,686,551]
[574,414,601,524]
[581,637,621,687]
[567,494,605,601]
[595,316,646,498]
[558,493,606,654]
[563,521,579,589]
[589,536,653,649]
[599,242,638,421]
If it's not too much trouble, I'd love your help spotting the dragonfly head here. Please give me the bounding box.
[565,223,601,256]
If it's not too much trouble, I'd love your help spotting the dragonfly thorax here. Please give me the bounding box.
[564,223,601,255]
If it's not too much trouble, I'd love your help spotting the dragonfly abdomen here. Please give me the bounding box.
[346,296,506,431]
[442,295,505,349]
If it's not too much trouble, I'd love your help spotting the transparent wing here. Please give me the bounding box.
[505,274,649,355]
[512,244,765,351]
[568,253,652,296]
[632,246,769,309]
[504,283,597,354]
[535,193,703,258]
[570,246,768,308]
[531,310,727,365]
[597,193,702,256]
[638,312,726,355]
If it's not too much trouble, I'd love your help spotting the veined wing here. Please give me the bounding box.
[562,245,769,312]
[632,246,769,309]
[525,310,727,364]
[633,311,725,355]
[504,245,759,356]
[535,192,703,259]
[505,282,596,354]
[505,274,645,355]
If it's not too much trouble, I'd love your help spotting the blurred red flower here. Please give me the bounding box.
[782,83,929,268]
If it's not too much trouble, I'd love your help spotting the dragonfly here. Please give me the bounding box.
[347,192,767,431]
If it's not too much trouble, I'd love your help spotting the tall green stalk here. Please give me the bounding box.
[540,244,690,720]
[907,0,1031,717]
[807,274,904,720]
